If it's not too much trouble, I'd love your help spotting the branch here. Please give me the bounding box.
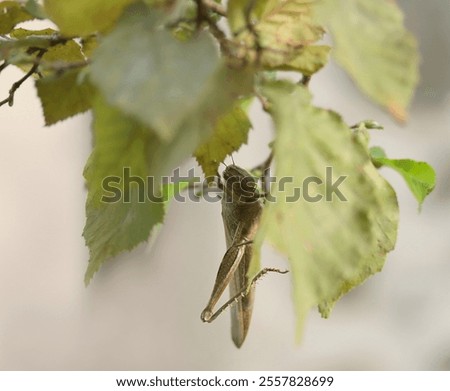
[0,60,9,74]
[195,0,231,56]
[0,49,45,108]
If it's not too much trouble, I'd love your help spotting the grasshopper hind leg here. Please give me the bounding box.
[231,267,288,347]
[230,277,254,348]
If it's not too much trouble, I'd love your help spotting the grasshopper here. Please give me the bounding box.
[201,165,287,347]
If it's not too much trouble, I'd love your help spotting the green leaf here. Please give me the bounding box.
[83,61,254,282]
[371,156,436,208]
[80,36,98,58]
[85,3,254,283]
[252,81,398,338]
[36,70,94,126]
[315,0,419,121]
[0,37,42,63]
[41,39,85,64]
[83,96,167,285]
[0,1,34,34]
[7,30,85,76]
[148,62,255,183]
[194,100,252,179]
[2,28,55,64]
[160,0,199,41]
[9,27,56,39]
[44,0,135,36]
[90,2,220,141]
[24,0,47,19]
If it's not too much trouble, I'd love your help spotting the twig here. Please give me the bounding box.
[252,152,274,197]
[202,0,226,17]
[0,60,9,74]
[300,74,311,87]
[255,90,270,111]
[195,0,232,56]
[0,49,45,108]
[204,14,228,44]
[252,152,273,173]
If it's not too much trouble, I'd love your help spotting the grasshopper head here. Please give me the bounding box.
[222,165,260,203]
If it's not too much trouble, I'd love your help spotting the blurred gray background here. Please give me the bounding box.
[0,1,449,370]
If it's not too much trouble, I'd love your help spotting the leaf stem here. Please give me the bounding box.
[255,90,269,111]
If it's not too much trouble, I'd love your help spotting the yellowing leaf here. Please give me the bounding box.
[44,0,135,36]
[253,81,398,338]
[315,0,419,121]
[256,0,325,50]
[228,0,327,75]
[265,45,331,76]
[228,0,273,33]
